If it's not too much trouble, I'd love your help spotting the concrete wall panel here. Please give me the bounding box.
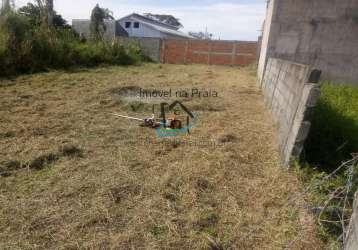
[116,37,162,62]
[258,0,358,84]
[261,58,321,166]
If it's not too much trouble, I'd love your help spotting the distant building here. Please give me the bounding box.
[72,13,193,40]
[118,13,192,39]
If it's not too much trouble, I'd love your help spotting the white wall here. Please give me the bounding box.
[118,17,162,38]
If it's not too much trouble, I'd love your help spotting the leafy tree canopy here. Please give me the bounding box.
[0,0,14,16]
[18,2,69,28]
[90,4,114,41]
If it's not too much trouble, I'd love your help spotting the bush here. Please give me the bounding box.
[0,12,146,77]
[305,82,358,170]
[0,12,32,74]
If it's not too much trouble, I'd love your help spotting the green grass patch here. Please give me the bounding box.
[301,82,358,248]
[305,82,358,171]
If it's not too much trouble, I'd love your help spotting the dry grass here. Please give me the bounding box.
[0,64,323,249]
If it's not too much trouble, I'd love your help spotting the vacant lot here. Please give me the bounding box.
[0,64,322,249]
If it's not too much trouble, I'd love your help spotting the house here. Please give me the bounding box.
[72,13,192,40]
[117,13,193,39]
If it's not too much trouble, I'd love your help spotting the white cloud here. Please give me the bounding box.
[15,0,266,41]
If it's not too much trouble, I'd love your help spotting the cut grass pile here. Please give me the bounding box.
[0,64,323,249]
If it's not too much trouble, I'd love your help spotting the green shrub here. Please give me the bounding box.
[0,12,32,74]
[0,12,147,77]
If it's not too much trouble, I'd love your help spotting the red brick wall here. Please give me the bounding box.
[162,39,257,66]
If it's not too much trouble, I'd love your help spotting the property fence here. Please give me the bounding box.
[117,37,162,62]
[117,37,257,66]
[161,39,257,66]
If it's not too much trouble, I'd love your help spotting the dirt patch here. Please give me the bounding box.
[0,131,16,139]
[0,145,84,177]
[217,134,238,143]
[196,177,213,191]
[60,145,84,158]
[195,212,220,232]
[190,101,226,112]
[111,86,141,98]
[2,160,22,170]
[109,184,141,204]
[0,160,22,177]
[19,94,33,99]
[28,153,59,170]
[111,85,172,104]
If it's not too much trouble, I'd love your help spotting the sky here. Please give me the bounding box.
[14,0,267,41]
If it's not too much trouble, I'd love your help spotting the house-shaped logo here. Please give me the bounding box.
[156,101,198,138]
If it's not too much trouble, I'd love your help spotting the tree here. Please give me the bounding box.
[21,0,54,27]
[188,31,213,40]
[90,4,114,41]
[18,2,41,26]
[0,0,13,16]
[18,2,68,28]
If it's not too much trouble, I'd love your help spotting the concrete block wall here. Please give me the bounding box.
[72,20,117,40]
[138,38,162,62]
[258,0,358,85]
[261,58,321,166]
[116,37,162,62]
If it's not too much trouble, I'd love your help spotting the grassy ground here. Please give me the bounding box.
[0,64,323,249]
[305,82,358,170]
[302,82,358,248]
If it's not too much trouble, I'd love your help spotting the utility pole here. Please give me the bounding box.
[46,0,54,27]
